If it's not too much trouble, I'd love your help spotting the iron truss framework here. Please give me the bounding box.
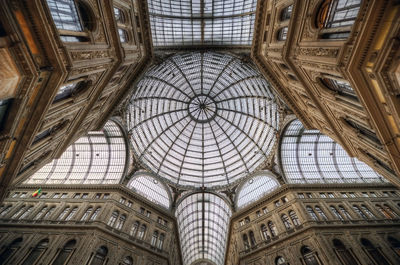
[127,51,279,189]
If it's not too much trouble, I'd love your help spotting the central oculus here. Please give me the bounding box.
[188,94,217,123]
[127,52,279,189]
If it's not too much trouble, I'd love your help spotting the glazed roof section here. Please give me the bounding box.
[148,0,257,47]
[25,120,127,185]
[280,120,387,184]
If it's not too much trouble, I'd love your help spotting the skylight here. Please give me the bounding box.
[148,0,257,47]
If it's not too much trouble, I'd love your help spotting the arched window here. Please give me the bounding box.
[316,0,361,29]
[53,81,85,103]
[277,27,288,41]
[333,239,359,265]
[80,207,93,221]
[19,206,34,219]
[118,29,128,43]
[289,210,301,226]
[338,206,352,220]
[89,207,101,221]
[65,207,78,221]
[249,231,256,246]
[306,206,319,221]
[52,239,76,265]
[261,224,270,240]
[130,221,139,237]
[376,205,393,219]
[157,234,165,250]
[46,0,94,42]
[0,205,12,217]
[330,206,344,221]
[0,237,23,263]
[57,207,70,220]
[21,238,49,265]
[108,211,119,226]
[34,206,48,220]
[275,256,289,265]
[43,206,56,219]
[320,77,358,100]
[281,214,292,230]
[387,236,400,256]
[11,205,26,219]
[113,7,125,23]
[314,206,327,220]
[151,231,158,246]
[90,246,108,265]
[360,238,390,265]
[242,234,250,250]
[121,256,133,265]
[344,119,381,145]
[281,5,293,21]
[360,205,375,219]
[352,205,367,219]
[137,224,146,240]
[115,214,126,230]
[383,204,399,218]
[301,246,320,265]
[268,221,278,237]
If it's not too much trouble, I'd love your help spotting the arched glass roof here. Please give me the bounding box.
[126,172,171,209]
[280,120,386,184]
[127,52,279,189]
[148,0,257,47]
[25,120,128,185]
[176,192,232,265]
[236,172,280,209]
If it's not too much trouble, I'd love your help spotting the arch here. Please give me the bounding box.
[52,239,77,265]
[25,120,128,185]
[121,256,133,265]
[126,172,172,209]
[332,239,359,265]
[360,238,390,265]
[108,211,119,227]
[0,237,23,263]
[387,236,400,255]
[275,256,288,265]
[277,27,288,41]
[268,221,278,237]
[236,171,280,208]
[175,192,232,265]
[260,224,270,240]
[249,231,256,246]
[315,0,361,29]
[289,210,301,226]
[90,246,108,265]
[300,245,320,265]
[21,238,49,265]
[279,119,386,184]
[280,5,293,21]
[242,234,250,250]
[137,224,147,240]
[281,214,292,230]
[81,206,93,221]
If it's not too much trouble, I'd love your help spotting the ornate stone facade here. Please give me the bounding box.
[0,185,182,265]
[0,0,153,202]
[252,0,400,186]
[225,184,400,265]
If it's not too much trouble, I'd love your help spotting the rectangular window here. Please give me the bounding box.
[127,201,132,207]
[327,193,334,198]
[40,193,48,198]
[81,193,88,199]
[262,207,268,214]
[274,200,281,207]
[382,191,389,197]
[140,207,145,214]
[73,193,80,198]
[349,192,356,198]
[95,193,101,199]
[146,211,151,217]
[370,192,377,197]
[319,193,327,198]
[119,197,126,204]
[390,191,398,197]
[256,211,262,217]
[298,193,305,198]
[53,193,60,198]
[362,192,369,197]
[306,193,313,198]
[341,193,348,198]
[244,217,250,223]
[281,197,288,203]
[61,193,68,198]
[20,193,27,198]
[103,193,110,199]
[12,192,19,198]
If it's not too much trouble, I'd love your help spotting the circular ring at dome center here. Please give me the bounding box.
[188,94,217,123]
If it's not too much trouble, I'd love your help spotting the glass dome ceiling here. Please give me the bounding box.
[127,52,279,189]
